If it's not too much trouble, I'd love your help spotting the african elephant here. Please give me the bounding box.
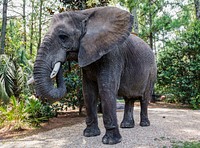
[31,7,157,144]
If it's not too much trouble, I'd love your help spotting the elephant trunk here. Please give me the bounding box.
[33,54,66,103]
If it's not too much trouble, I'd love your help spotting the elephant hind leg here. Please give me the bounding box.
[140,75,154,127]
[120,97,135,128]
[140,98,150,126]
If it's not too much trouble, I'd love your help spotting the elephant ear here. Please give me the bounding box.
[78,7,133,67]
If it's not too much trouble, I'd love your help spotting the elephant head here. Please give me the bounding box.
[33,7,133,102]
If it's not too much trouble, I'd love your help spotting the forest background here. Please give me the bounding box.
[0,0,200,129]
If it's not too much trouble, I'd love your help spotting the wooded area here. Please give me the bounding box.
[0,0,200,129]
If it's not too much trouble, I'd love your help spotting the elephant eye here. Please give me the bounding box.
[59,34,69,42]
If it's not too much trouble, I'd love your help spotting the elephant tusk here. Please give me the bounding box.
[50,62,61,79]
[27,76,35,85]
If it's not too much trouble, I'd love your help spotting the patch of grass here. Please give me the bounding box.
[172,141,200,148]
[117,99,124,103]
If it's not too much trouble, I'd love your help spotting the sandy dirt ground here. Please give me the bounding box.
[0,107,200,148]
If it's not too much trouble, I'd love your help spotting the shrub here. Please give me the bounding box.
[157,20,200,109]
[0,54,33,104]
[0,95,56,129]
[25,95,56,126]
[0,96,28,130]
[57,62,83,111]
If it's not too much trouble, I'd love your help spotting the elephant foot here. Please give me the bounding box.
[140,119,150,127]
[83,124,100,137]
[102,128,122,145]
[120,120,135,128]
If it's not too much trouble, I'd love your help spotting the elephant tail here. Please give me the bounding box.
[144,65,157,103]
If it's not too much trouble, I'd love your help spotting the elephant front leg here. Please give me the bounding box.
[140,98,150,126]
[82,76,100,137]
[99,89,122,144]
[120,98,135,128]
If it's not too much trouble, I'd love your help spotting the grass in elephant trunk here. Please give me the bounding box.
[0,109,86,140]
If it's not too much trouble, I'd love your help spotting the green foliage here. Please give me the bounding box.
[172,141,200,148]
[0,82,9,104]
[59,0,109,10]
[157,20,200,109]
[0,96,28,129]
[122,0,193,49]
[25,96,56,126]
[0,19,34,103]
[61,63,83,110]
[0,95,56,129]
[0,55,15,100]
[5,20,26,56]
[0,54,31,103]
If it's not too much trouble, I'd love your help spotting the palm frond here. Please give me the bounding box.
[0,81,9,104]
[0,54,15,97]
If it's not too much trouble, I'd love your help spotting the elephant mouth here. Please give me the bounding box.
[66,50,78,61]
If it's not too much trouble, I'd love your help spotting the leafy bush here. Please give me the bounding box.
[157,20,200,109]
[0,96,28,130]
[0,95,56,129]
[0,53,33,104]
[25,96,56,126]
[0,55,16,100]
[60,62,83,111]
[0,81,9,104]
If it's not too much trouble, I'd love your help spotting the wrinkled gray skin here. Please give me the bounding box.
[33,7,157,145]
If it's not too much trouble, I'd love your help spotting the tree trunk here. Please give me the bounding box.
[37,0,43,49]
[194,0,200,20]
[131,7,139,35]
[23,0,26,50]
[149,0,153,50]
[30,0,34,55]
[0,0,8,54]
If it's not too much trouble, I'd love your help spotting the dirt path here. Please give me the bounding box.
[0,107,200,148]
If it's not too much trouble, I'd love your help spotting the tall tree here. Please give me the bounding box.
[131,8,139,34]
[0,0,8,54]
[194,0,200,20]
[29,0,35,55]
[37,0,44,49]
[148,0,153,50]
[22,0,27,50]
